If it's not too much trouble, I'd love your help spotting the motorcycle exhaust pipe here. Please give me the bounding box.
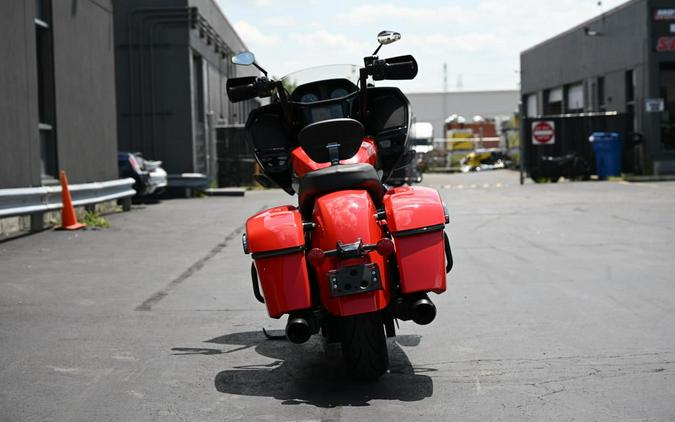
[411,294,436,325]
[286,316,312,344]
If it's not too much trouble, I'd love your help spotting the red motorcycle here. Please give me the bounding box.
[226,31,453,380]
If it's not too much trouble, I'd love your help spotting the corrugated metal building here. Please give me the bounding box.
[113,0,260,185]
[0,0,118,189]
[520,0,675,175]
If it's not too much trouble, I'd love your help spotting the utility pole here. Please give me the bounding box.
[443,63,447,142]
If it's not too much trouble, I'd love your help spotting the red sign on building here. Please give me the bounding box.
[656,37,675,52]
[531,121,555,145]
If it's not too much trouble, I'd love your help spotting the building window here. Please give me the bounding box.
[597,76,605,111]
[566,83,584,112]
[544,87,563,115]
[525,93,538,117]
[35,0,49,25]
[625,70,635,103]
[35,0,57,178]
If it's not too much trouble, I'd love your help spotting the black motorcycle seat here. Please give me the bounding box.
[298,163,385,216]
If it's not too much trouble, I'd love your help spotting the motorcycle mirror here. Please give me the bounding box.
[232,51,255,66]
[373,31,401,55]
[232,51,269,76]
[377,30,401,45]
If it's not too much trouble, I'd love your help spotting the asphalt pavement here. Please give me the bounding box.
[1,170,674,421]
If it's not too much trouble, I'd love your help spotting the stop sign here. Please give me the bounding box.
[532,121,555,145]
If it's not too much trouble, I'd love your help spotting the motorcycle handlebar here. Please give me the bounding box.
[384,61,418,80]
[226,76,274,103]
[369,55,418,81]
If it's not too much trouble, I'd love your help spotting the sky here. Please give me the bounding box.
[216,0,631,93]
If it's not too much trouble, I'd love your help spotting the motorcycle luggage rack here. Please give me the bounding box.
[321,238,379,259]
[444,232,454,273]
[250,263,265,304]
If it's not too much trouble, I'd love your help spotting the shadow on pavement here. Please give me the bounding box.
[182,330,434,408]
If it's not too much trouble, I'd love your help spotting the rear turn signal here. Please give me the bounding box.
[307,248,326,267]
[375,238,395,257]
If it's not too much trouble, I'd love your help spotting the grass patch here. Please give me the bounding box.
[82,211,110,229]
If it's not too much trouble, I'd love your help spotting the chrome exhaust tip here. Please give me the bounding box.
[286,317,312,344]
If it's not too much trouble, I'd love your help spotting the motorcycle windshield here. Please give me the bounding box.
[281,64,360,99]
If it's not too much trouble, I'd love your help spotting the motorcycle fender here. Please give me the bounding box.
[246,205,311,318]
[311,190,390,316]
[384,186,447,294]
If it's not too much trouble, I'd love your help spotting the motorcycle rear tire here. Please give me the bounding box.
[340,313,389,380]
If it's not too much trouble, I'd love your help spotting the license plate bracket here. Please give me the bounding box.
[328,263,382,298]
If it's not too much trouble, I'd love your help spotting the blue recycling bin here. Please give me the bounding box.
[589,132,623,179]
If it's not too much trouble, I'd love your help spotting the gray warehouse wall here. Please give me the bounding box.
[52,0,118,184]
[0,0,118,188]
[113,0,194,175]
[188,0,249,53]
[520,0,650,120]
[114,0,260,178]
[519,0,675,174]
[0,2,41,188]
[187,1,261,180]
[520,0,648,96]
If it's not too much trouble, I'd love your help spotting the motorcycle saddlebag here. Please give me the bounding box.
[383,186,447,295]
[245,205,311,318]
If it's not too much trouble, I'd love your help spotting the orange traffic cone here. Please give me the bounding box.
[58,170,86,230]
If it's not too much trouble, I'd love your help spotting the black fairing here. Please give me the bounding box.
[245,103,295,194]
[243,85,411,193]
[362,87,412,182]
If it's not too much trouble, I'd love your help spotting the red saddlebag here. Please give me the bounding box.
[384,186,447,294]
[245,205,311,318]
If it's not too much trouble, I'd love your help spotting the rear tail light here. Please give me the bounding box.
[375,238,395,256]
[128,155,141,173]
[307,248,326,267]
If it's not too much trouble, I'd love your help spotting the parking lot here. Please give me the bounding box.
[1,170,674,421]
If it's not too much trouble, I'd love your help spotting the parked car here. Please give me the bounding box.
[136,155,167,195]
[117,152,167,199]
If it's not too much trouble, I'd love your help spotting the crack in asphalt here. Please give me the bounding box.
[420,351,675,393]
[135,206,267,311]
[417,350,675,367]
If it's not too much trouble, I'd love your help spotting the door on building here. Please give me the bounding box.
[36,0,58,179]
[192,53,208,174]
[660,63,675,150]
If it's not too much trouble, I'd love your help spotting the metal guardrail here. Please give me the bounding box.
[0,178,136,219]
[167,173,209,188]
